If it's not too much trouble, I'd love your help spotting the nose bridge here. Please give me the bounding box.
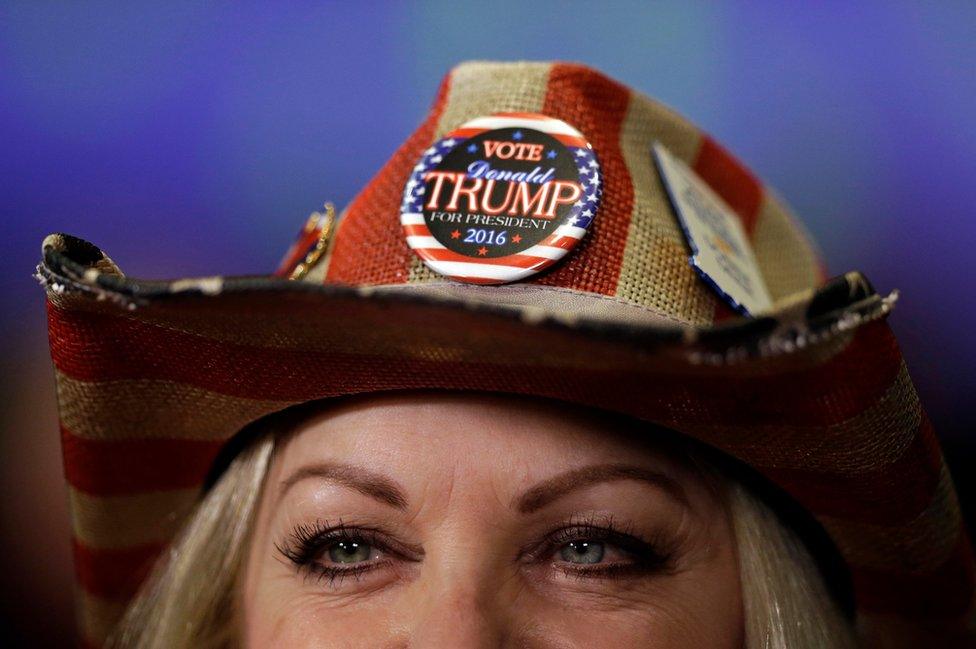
[400,454,519,647]
[405,545,512,648]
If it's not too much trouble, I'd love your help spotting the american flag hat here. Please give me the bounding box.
[38,61,973,647]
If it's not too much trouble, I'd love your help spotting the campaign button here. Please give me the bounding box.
[401,113,602,284]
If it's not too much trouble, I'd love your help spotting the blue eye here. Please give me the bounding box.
[559,540,605,564]
[328,540,373,564]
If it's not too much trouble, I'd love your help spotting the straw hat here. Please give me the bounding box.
[38,61,973,647]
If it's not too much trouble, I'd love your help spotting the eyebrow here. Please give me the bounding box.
[278,462,409,510]
[514,463,690,514]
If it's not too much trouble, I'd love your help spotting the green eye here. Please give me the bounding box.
[560,540,605,564]
[328,541,372,564]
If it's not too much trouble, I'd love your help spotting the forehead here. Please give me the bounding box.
[270,392,698,486]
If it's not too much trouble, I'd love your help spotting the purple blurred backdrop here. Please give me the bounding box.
[2,2,974,645]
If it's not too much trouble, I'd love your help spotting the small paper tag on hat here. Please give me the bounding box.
[652,142,772,316]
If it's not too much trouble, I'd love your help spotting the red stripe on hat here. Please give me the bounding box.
[49,303,901,432]
[533,63,633,295]
[851,531,976,618]
[62,424,222,495]
[48,303,338,401]
[693,135,763,236]
[325,74,452,285]
[73,538,163,600]
[760,411,944,524]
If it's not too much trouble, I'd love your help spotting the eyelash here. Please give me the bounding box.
[277,515,674,587]
[527,514,676,579]
[275,519,409,587]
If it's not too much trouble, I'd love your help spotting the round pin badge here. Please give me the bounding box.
[400,113,602,284]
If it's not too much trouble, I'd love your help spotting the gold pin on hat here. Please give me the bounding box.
[281,202,336,281]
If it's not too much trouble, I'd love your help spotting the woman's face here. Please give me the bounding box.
[242,393,742,648]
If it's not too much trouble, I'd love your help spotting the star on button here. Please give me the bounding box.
[512,130,523,140]
[588,159,599,168]
[442,138,456,147]
[512,233,522,243]
[450,229,461,239]
[467,143,477,153]
[477,246,488,256]
[546,149,557,159]
[574,149,587,158]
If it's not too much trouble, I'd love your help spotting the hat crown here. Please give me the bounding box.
[311,61,824,326]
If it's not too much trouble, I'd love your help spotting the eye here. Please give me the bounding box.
[277,521,424,590]
[535,522,675,578]
[559,540,605,564]
[325,540,377,565]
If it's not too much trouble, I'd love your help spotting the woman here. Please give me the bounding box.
[39,62,972,648]
[112,392,854,648]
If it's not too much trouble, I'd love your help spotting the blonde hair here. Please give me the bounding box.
[108,430,856,649]
[108,435,275,649]
[729,482,856,648]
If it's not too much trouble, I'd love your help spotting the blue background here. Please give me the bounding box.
[2,2,974,644]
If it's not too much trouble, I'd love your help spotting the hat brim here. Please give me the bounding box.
[38,232,973,646]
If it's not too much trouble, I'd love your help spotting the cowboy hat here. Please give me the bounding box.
[37,61,972,647]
